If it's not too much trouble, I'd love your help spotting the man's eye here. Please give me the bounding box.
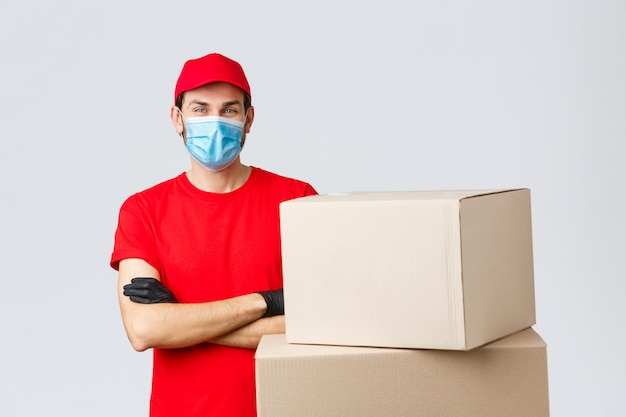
[224,109,236,114]
[194,108,207,113]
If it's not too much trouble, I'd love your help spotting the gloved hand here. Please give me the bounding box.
[123,277,177,304]
[257,288,284,318]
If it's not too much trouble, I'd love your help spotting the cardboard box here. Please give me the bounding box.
[280,189,535,350]
[255,329,550,417]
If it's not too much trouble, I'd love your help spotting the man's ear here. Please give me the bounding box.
[244,106,255,134]
[170,106,184,135]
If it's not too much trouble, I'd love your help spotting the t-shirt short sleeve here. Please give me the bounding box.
[110,195,162,273]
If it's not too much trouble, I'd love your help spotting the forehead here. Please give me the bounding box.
[182,82,245,106]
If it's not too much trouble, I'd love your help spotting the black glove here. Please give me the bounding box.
[257,288,284,318]
[123,277,177,304]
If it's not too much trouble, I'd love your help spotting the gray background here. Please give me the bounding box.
[1,1,624,416]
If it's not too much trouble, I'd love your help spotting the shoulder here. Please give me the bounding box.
[251,167,317,196]
[120,174,185,210]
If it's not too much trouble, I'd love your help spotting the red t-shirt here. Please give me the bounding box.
[110,167,317,417]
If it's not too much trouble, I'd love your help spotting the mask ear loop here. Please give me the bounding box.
[177,108,186,139]
[240,110,249,148]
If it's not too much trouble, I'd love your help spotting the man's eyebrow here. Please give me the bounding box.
[186,99,242,108]
[187,99,209,107]
[222,100,243,107]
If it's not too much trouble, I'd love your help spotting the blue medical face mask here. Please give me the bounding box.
[181,113,246,172]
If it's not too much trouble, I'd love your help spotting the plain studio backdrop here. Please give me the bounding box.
[0,1,623,416]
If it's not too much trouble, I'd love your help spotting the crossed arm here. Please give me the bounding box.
[117,258,285,352]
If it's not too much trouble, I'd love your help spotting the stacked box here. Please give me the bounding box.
[280,188,535,350]
[255,329,550,417]
[255,188,549,415]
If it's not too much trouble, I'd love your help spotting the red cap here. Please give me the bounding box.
[174,53,251,104]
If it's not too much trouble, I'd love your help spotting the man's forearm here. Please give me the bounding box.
[210,315,285,349]
[117,258,271,351]
[120,292,268,351]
